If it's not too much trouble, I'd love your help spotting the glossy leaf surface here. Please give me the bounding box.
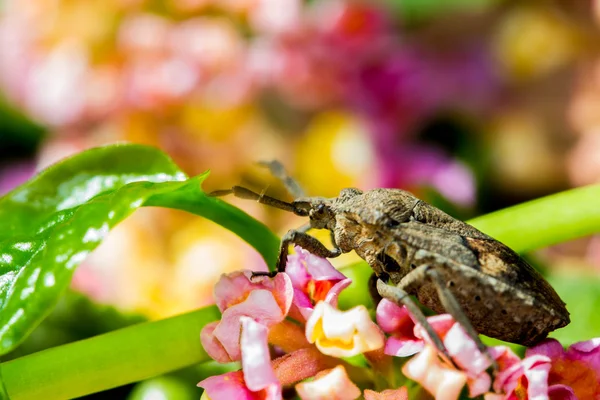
[0,144,279,355]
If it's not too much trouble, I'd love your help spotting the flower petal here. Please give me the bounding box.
[528,338,600,400]
[526,338,565,360]
[413,314,455,343]
[376,299,423,357]
[306,301,384,358]
[548,384,577,400]
[488,346,521,372]
[494,354,552,399]
[402,345,467,400]
[522,355,552,400]
[198,370,281,400]
[240,316,280,394]
[384,336,424,357]
[444,322,491,376]
[376,299,413,335]
[213,289,289,361]
[200,321,233,363]
[323,278,352,307]
[364,387,409,400]
[287,246,346,285]
[214,270,293,316]
[286,247,350,319]
[566,337,600,372]
[295,365,361,400]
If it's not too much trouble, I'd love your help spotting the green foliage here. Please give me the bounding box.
[547,274,600,345]
[0,144,278,356]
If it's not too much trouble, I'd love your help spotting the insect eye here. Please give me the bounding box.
[385,218,400,228]
[315,204,326,214]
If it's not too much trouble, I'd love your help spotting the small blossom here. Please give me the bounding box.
[306,301,384,358]
[295,365,361,400]
[199,316,281,399]
[286,246,351,320]
[527,338,600,399]
[492,354,552,400]
[201,270,293,362]
[364,387,409,400]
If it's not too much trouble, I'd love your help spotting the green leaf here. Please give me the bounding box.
[0,144,279,355]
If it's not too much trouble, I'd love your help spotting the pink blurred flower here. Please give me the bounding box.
[0,161,35,195]
[526,338,600,399]
[295,365,361,400]
[201,270,293,362]
[286,246,351,320]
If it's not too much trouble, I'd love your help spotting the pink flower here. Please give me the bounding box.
[199,317,282,399]
[491,354,552,400]
[295,365,361,400]
[527,338,600,399]
[201,270,293,362]
[0,161,35,195]
[286,246,351,320]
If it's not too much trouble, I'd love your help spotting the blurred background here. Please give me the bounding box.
[1,0,600,398]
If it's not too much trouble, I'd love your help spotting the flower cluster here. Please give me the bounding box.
[198,246,393,399]
[199,247,600,400]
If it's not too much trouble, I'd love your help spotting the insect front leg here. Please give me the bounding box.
[276,225,342,272]
[390,264,498,372]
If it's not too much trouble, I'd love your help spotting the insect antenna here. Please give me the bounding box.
[209,186,308,215]
[258,160,306,199]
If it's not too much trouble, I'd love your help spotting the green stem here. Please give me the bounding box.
[0,307,220,400]
[468,184,600,252]
[147,184,280,268]
[3,184,600,399]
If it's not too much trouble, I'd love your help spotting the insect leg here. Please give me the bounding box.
[393,264,498,371]
[368,273,383,305]
[258,160,306,199]
[424,266,498,371]
[276,227,342,272]
[376,279,454,365]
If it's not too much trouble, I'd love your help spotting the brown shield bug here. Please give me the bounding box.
[212,161,570,361]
